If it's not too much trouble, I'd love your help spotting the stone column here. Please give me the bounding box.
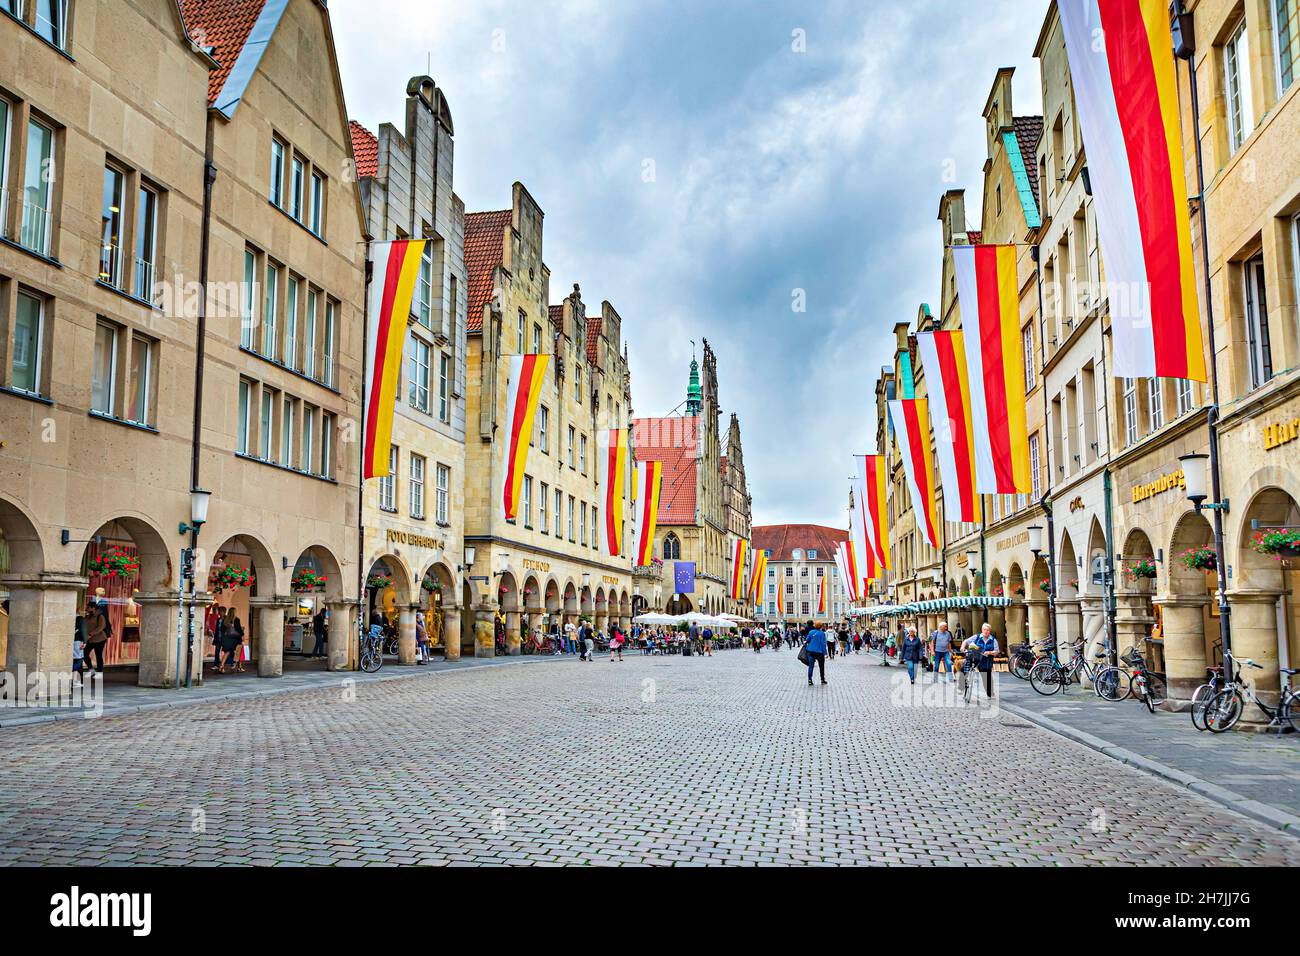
[1027,598,1049,645]
[1114,588,1156,661]
[1005,602,1027,649]
[398,605,418,665]
[249,597,288,678]
[1,573,80,696]
[1226,589,1283,722]
[443,605,462,661]
[1156,595,1210,703]
[505,609,521,655]
[1079,593,1107,662]
[327,600,354,671]
[988,606,1006,644]
[474,603,496,658]
[619,614,631,634]
[946,609,961,637]
[1055,597,1082,652]
[526,609,542,648]
[134,589,184,687]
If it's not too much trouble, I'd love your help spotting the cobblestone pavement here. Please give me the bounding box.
[2,648,1298,866]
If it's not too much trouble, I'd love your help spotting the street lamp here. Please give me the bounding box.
[178,488,211,536]
[1179,453,1229,514]
[1027,524,1044,559]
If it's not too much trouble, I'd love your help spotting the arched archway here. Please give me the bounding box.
[0,496,49,677]
[1027,554,1051,646]
[1056,531,1081,651]
[208,532,278,678]
[497,571,520,654]
[287,544,343,670]
[1005,562,1027,648]
[1162,510,1217,700]
[417,560,458,659]
[1117,528,1158,671]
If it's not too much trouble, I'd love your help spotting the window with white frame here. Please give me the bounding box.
[91,321,118,415]
[436,463,450,523]
[580,503,587,545]
[1022,324,1035,391]
[302,405,315,472]
[538,405,549,453]
[242,249,257,349]
[575,363,582,403]
[22,117,55,256]
[284,276,299,371]
[416,240,433,328]
[99,165,125,288]
[517,310,525,353]
[579,433,587,473]
[568,496,575,540]
[540,481,549,533]
[1175,379,1195,416]
[323,298,336,387]
[408,335,430,412]
[262,261,279,361]
[270,136,285,207]
[1276,0,1299,93]
[281,397,295,466]
[1245,253,1273,390]
[1148,379,1164,431]
[1225,18,1254,154]
[134,185,158,301]
[310,171,324,235]
[0,97,9,232]
[567,426,575,468]
[378,447,398,512]
[237,379,252,454]
[1029,432,1042,499]
[33,0,67,49]
[12,290,44,395]
[320,413,334,478]
[259,387,274,460]
[290,156,304,221]
[127,334,153,426]
[410,454,426,519]
[523,475,533,527]
[532,323,541,355]
[1122,377,1139,446]
[437,352,450,422]
[303,289,317,378]
[591,506,598,548]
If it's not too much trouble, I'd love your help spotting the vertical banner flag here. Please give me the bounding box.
[363,240,427,478]
[952,244,1031,494]
[856,455,892,571]
[597,428,629,557]
[776,575,785,618]
[673,561,696,595]
[834,542,855,604]
[500,354,550,522]
[730,538,749,601]
[849,478,877,599]
[887,400,940,548]
[1058,0,1206,382]
[749,550,768,605]
[816,574,827,616]
[634,461,662,567]
[916,330,980,523]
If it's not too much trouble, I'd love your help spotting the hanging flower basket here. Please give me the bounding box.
[421,576,441,593]
[991,585,1004,597]
[366,572,393,591]
[1038,579,1051,594]
[1252,529,1300,560]
[1178,546,1217,572]
[1124,560,1158,580]
[211,564,253,593]
[1013,585,1025,596]
[291,569,327,592]
[1067,578,1079,589]
[89,546,139,579]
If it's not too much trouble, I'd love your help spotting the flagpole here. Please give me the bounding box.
[1173,0,1232,661]
[356,242,371,669]
[1031,244,1060,655]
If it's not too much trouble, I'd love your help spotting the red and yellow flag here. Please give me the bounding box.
[597,428,629,556]
[856,455,891,571]
[1059,0,1205,381]
[952,244,1031,495]
[634,460,662,566]
[776,577,785,617]
[363,240,426,478]
[916,330,980,522]
[816,574,827,616]
[748,550,768,605]
[500,354,549,522]
[730,538,748,601]
[888,399,940,548]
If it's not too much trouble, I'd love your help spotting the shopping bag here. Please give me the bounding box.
[241,643,252,662]
[797,645,810,666]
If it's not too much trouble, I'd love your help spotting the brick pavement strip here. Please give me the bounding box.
[1,649,1298,865]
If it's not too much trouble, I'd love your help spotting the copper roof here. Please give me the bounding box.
[178,0,267,105]
[751,524,849,562]
[464,209,512,331]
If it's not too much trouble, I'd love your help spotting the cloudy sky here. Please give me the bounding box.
[334,0,1046,529]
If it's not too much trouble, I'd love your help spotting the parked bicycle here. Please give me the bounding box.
[1201,651,1300,734]
[1189,643,1225,731]
[1120,646,1166,713]
[1009,638,1053,681]
[359,626,384,673]
[1028,641,1124,699]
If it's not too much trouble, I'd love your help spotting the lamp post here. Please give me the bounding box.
[177,488,211,688]
[1172,1,1233,663]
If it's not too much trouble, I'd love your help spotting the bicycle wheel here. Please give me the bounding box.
[1094,667,1130,702]
[1190,683,1214,730]
[1283,693,1300,735]
[1011,655,1032,681]
[1143,674,1167,713]
[1204,689,1243,733]
[1029,661,1064,696]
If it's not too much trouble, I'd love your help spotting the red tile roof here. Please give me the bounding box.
[548,304,564,331]
[349,120,378,179]
[632,416,700,525]
[752,524,849,562]
[464,209,512,332]
[585,317,602,365]
[178,0,267,105]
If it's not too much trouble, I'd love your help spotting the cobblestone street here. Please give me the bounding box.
[2,649,1297,866]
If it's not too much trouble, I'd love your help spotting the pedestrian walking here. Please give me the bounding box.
[609,627,625,662]
[803,619,828,686]
[900,625,923,685]
[82,597,111,676]
[583,622,595,662]
[72,615,85,689]
[219,607,245,673]
[971,623,999,700]
[311,606,328,659]
[930,620,954,683]
[415,613,428,664]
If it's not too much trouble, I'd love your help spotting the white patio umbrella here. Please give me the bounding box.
[633,612,678,625]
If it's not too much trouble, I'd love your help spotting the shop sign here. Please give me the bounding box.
[601,575,620,586]
[997,531,1029,553]
[1131,470,1184,504]
[385,529,445,550]
[522,559,551,573]
[1263,418,1300,450]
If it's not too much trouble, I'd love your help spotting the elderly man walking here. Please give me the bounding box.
[930,620,954,684]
